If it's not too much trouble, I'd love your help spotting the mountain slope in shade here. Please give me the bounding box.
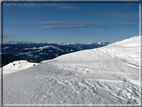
[3,36,141,105]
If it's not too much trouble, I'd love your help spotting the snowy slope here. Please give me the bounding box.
[2,60,39,76]
[109,36,140,47]
[3,36,141,105]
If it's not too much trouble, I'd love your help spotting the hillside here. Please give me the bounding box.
[3,36,141,105]
[3,60,39,77]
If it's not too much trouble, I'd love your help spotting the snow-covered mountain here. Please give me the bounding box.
[3,41,110,45]
[2,60,39,76]
[3,36,141,105]
[3,41,43,44]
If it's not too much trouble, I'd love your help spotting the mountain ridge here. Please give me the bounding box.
[3,41,111,45]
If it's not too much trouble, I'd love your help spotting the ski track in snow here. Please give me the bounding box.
[2,36,141,105]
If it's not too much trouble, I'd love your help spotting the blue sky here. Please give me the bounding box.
[3,2,139,43]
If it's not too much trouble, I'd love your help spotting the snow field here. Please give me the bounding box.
[3,36,141,105]
[2,60,39,76]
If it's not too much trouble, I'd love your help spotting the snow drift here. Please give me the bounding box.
[3,36,141,105]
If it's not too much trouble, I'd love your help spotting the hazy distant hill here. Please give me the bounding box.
[1,53,24,67]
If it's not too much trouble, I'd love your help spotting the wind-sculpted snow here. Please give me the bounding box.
[3,36,141,105]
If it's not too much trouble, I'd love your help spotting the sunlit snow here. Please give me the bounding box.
[2,36,141,105]
[2,60,39,77]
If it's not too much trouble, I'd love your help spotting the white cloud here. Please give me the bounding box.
[112,13,139,19]
[112,22,139,27]
[35,21,64,24]
[1,33,21,38]
[58,5,81,9]
[12,25,107,29]
[3,2,81,9]
[99,12,139,19]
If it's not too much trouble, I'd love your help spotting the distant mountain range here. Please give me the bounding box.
[1,41,111,66]
[3,41,111,45]
[3,41,111,49]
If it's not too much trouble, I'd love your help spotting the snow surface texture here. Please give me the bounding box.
[3,36,141,106]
